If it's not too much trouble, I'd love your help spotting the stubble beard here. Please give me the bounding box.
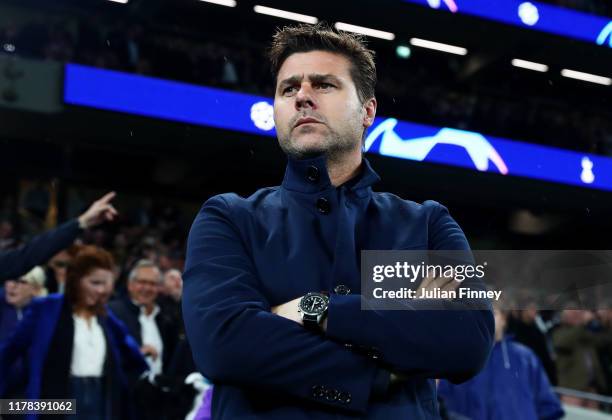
[279,123,361,161]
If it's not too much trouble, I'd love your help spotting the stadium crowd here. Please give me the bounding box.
[1,186,612,418]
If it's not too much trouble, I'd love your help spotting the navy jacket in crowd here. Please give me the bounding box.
[438,336,564,420]
[0,294,148,420]
[183,156,495,419]
[0,288,27,341]
[109,295,179,374]
[0,220,81,282]
[0,288,32,397]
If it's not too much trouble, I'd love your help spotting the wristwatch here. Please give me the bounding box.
[298,292,329,330]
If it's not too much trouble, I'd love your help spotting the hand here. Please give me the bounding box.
[271,296,303,325]
[78,192,118,229]
[140,344,159,361]
[416,269,460,298]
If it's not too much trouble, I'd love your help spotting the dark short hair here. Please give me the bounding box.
[268,23,377,104]
[65,245,114,314]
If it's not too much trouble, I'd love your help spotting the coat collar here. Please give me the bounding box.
[281,154,381,194]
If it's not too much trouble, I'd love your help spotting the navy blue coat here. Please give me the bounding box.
[183,156,494,419]
[0,294,148,420]
[438,337,564,420]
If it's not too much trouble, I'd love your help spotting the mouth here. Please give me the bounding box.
[294,117,323,128]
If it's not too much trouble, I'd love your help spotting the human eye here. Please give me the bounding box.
[282,85,298,95]
[316,81,335,90]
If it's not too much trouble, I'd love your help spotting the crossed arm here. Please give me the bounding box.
[182,196,494,414]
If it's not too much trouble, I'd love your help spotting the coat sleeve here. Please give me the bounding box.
[326,201,495,383]
[182,195,385,414]
[107,312,149,375]
[0,220,81,282]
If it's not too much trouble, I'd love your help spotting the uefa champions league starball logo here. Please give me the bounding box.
[250,101,275,131]
[518,2,539,26]
[365,118,509,175]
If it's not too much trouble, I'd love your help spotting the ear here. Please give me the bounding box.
[362,97,377,129]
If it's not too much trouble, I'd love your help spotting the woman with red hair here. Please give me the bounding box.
[0,245,148,420]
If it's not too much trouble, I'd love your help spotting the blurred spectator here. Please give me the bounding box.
[0,245,148,419]
[0,191,118,283]
[0,266,46,398]
[553,309,612,408]
[45,247,77,294]
[1,266,46,340]
[508,305,559,385]
[109,259,179,420]
[438,307,564,420]
[595,309,612,396]
[0,266,47,324]
[109,260,177,375]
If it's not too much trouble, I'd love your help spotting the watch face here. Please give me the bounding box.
[300,293,329,316]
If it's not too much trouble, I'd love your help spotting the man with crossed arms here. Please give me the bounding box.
[183,23,494,419]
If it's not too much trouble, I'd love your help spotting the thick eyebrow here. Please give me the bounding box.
[277,73,343,91]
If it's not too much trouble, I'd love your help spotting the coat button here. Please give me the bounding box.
[334,284,351,295]
[338,391,351,404]
[306,165,320,183]
[311,385,325,398]
[325,388,339,401]
[316,197,331,214]
[367,347,381,360]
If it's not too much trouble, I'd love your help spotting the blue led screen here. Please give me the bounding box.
[64,64,612,192]
[403,0,612,48]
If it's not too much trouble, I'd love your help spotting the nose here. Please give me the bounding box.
[295,83,316,110]
[94,284,107,295]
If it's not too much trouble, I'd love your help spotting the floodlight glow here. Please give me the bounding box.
[253,5,318,23]
[396,45,412,58]
[197,0,237,7]
[107,0,129,3]
[409,38,468,55]
[511,59,548,72]
[334,22,395,40]
[561,69,612,86]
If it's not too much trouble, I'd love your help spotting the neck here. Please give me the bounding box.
[73,306,95,319]
[327,148,362,187]
[142,303,155,315]
[13,300,30,310]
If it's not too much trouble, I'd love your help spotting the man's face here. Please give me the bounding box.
[5,279,37,308]
[49,250,71,284]
[273,50,376,160]
[128,266,161,307]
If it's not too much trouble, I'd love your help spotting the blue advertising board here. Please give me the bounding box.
[403,0,612,48]
[64,63,611,192]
